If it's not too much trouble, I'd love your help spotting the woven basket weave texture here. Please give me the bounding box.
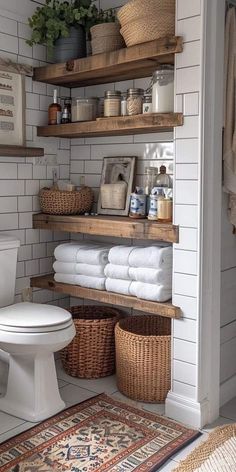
[90,23,125,55]
[39,186,93,215]
[61,306,122,379]
[115,315,171,402]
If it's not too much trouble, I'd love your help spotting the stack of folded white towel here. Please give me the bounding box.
[105,245,172,302]
[53,242,111,290]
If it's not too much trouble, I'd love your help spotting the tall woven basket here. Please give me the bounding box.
[115,315,171,403]
[61,306,122,379]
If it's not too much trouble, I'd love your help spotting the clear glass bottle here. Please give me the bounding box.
[156,165,172,188]
[144,167,158,195]
[127,88,144,116]
[61,97,71,124]
[48,89,61,125]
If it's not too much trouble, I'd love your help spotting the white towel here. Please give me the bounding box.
[53,261,105,277]
[129,246,172,269]
[104,264,130,280]
[129,267,172,286]
[54,273,106,290]
[108,245,137,266]
[130,281,172,302]
[105,278,132,296]
[54,242,110,265]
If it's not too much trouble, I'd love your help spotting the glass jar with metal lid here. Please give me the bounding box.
[104,91,121,117]
[127,88,144,116]
[152,65,174,113]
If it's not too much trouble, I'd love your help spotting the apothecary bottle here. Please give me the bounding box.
[156,165,172,188]
[144,167,158,195]
[48,89,61,125]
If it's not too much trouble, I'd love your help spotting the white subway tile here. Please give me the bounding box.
[25,259,39,276]
[59,165,70,179]
[18,196,32,212]
[39,94,51,111]
[175,94,183,113]
[33,44,46,61]
[40,257,53,274]
[175,227,198,251]
[32,195,40,212]
[0,32,18,53]
[26,228,40,244]
[174,339,197,365]
[70,160,84,174]
[173,359,197,386]
[0,163,17,179]
[16,261,25,278]
[0,213,18,230]
[33,243,47,259]
[173,380,196,399]
[175,139,199,164]
[176,41,200,68]
[172,294,197,320]
[175,204,198,228]
[184,92,199,116]
[26,92,40,110]
[19,212,33,229]
[25,180,40,195]
[176,16,201,42]
[18,23,31,40]
[18,245,32,262]
[0,180,24,196]
[174,318,197,343]
[57,149,70,165]
[176,66,200,94]
[177,0,201,20]
[84,160,103,174]
[59,138,70,150]
[173,273,198,298]
[71,145,90,160]
[26,109,48,126]
[174,249,197,275]
[176,164,198,180]
[18,164,32,180]
[0,16,17,35]
[15,276,30,295]
[33,81,47,95]
[0,196,17,213]
[19,38,32,57]
[175,180,198,205]
[40,229,53,243]
[176,116,199,139]
[33,165,47,180]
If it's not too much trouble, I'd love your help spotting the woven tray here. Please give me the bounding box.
[39,186,93,215]
[115,315,171,402]
[61,305,122,379]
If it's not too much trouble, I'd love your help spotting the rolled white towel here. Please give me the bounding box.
[130,281,172,302]
[54,242,110,265]
[104,263,130,280]
[108,245,137,266]
[54,272,106,290]
[105,278,132,296]
[129,267,172,286]
[53,261,105,277]
[129,246,172,269]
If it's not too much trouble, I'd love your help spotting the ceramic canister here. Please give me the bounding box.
[129,193,147,218]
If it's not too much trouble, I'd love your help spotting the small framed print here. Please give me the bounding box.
[0,69,25,146]
[98,156,136,216]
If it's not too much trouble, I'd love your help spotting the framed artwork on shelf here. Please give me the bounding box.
[98,156,136,216]
[0,66,25,146]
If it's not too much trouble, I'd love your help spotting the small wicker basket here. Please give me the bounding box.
[61,305,122,379]
[90,23,125,55]
[117,0,175,26]
[115,315,171,403]
[39,186,93,215]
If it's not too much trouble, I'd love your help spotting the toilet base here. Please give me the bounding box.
[0,352,65,422]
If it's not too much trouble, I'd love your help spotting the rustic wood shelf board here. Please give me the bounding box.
[33,36,183,88]
[37,113,183,139]
[0,145,44,157]
[33,213,179,243]
[30,274,181,319]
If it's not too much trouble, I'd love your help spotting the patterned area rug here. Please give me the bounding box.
[0,394,200,472]
[174,424,236,471]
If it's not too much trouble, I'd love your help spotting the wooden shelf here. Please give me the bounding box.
[33,36,183,88]
[37,113,183,139]
[31,274,181,319]
[0,145,44,157]
[33,213,179,243]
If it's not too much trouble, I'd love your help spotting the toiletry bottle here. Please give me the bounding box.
[48,89,61,125]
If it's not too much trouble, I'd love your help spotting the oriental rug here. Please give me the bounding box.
[174,424,236,472]
[0,394,200,472]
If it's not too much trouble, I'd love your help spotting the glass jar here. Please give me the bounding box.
[144,167,158,195]
[127,88,144,116]
[104,91,121,117]
[72,97,98,122]
[156,165,172,188]
[152,65,174,113]
[157,197,173,222]
[143,93,152,114]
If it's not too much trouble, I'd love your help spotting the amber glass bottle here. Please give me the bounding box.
[48,89,61,125]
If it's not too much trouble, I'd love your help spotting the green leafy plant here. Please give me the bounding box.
[27,0,98,52]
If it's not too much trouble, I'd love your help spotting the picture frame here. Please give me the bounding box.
[98,156,136,216]
[0,61,26,147]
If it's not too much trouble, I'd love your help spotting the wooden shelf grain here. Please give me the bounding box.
[30,274,181,319]
[0,145,44,157]
[33,36,183,88]
[33,213,179,243]
[37,113,183,139]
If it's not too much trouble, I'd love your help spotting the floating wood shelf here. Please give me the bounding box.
[37,113,183,139]
[0,145,44,157]
[33,36,183,88]
[30,274,181,319]
[33,213,179,243]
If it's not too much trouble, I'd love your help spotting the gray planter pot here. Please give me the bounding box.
[53,26,86,63]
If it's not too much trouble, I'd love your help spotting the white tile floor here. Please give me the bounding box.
[0,360,235,471]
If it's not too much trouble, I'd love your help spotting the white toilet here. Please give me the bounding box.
[0,234,75,422]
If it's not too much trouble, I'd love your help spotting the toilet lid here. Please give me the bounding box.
[0,302,73,333]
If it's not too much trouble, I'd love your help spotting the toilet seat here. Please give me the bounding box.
[0,302,72,333]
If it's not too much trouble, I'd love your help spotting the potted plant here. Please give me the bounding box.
[27,0,98,63]
[90,8,125,55]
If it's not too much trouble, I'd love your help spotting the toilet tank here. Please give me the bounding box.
[0,234,20,307]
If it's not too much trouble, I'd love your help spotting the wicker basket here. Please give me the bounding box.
[90,23,125,55]
[117,0,175,27]
[39,186,93,215]
[115,315,171,402]
[61,306,122,379]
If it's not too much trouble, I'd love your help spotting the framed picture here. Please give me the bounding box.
[98,156,136,216]
[0,68,25,146]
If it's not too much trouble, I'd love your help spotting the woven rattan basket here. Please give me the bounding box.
[39,186,93,215]
[90,23,125,55]
[115,315,171,402]
[61,306,122,379]
[117,0,175,26]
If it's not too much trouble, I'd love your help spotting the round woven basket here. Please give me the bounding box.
[39,186,93,215]
[61,306,122,379]
[120,13,175,47]
[117,0,175,27]
[115,315,171,403]
[90,23,125,55]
